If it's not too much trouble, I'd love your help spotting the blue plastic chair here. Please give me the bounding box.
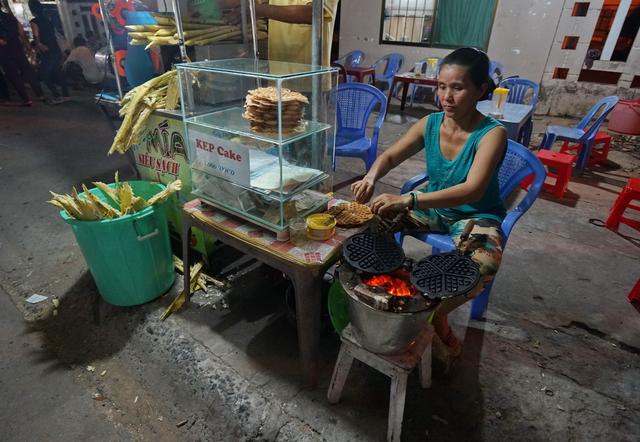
[371,53,404,92]
[332,83,388,172]
[334,50,365,83]
[539,96,619,174]
[397,140,546,320]
[499,78,540,147]
[334,50,365,68]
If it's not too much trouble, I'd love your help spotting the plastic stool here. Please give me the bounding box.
[605,178,640,231]
[522,150,576,198]
[560,131,611,167]
[327,324,433,442]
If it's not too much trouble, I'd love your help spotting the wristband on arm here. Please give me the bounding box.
[409,192,417,210]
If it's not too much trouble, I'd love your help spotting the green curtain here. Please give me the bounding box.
[433,0,497,48]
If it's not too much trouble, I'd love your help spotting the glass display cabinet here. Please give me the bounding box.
[177,58,338,236]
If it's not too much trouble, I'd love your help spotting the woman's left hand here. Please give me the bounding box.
[369,193,411,217]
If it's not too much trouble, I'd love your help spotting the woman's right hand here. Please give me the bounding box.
[351,177,375,203]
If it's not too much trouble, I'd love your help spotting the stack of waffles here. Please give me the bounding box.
[327,202,374,227]
[243,87,308,134]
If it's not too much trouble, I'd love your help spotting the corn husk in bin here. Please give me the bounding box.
[48,173,182,221]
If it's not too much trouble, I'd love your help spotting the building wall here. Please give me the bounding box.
[338,0,640,117]
[338,0,562,84]
[539,0,640,115]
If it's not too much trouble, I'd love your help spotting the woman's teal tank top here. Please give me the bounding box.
[421,112,506,223]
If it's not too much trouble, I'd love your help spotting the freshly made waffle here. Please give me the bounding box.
[327,202,374,227]
[243,87,308,134]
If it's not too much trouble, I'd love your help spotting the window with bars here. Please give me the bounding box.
[380,0,497,49]
[381,0,436,44]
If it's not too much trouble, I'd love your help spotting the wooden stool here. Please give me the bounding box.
[535,149,577,199]
[327,324,434,442]
[605,178,640,231]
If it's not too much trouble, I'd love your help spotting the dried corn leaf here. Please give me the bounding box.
[71,187,101,220]
[82,184,121,219]
[93,181,119,205]
[131,196,147,212]
[128,104,155,146]
[109,70,174,154]
[147,179,182,206]
[165,74,180,110]
[116,182,134,215]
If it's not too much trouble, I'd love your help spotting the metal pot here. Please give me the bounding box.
[346,290,431,355]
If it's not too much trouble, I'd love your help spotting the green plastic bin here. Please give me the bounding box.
[60,181,175,306]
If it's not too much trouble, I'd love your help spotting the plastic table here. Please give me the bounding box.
[477,100,534,141]
[387,73,438,113]
[344,66,376,84]
[181,199,364,388]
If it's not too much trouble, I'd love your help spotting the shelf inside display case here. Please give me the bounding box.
[186,107,331,145]
[179,58,334,78]
[190,147,330,200]
[190,169,331,233]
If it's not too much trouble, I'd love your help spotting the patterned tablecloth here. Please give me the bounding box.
[184,199,366,267]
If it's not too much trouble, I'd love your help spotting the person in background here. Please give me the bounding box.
[0,6,44,105]
[64,36,101,86]
[253,0,338,66]
[84,30,100,53]
[222,0,339,66]
[351,48,507,374]
[28,0,69,104]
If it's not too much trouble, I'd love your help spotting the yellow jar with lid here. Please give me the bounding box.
[306,214,336,241]
[426,58,439,78]
[490,87,510,117]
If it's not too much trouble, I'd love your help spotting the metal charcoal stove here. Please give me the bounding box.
[339,232,480,354]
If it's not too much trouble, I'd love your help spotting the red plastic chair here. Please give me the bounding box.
[605,178,640,231]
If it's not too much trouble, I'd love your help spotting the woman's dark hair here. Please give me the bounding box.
[28,0,43,17]
[440,47,495,100]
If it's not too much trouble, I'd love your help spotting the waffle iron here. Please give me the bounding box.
[410,252,480,300]
[342,232,405,275]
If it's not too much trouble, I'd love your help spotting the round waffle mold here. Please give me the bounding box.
[343,232,405,275]
[410,252,480,300]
